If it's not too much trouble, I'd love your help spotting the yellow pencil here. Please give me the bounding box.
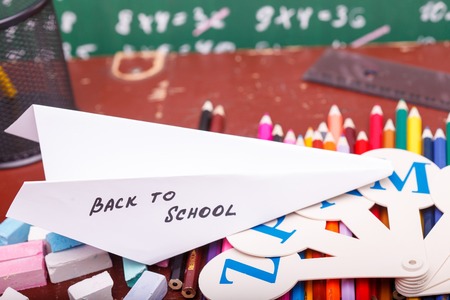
[406,106,422,154]
[0,66,17,99]
[304,127,314,147]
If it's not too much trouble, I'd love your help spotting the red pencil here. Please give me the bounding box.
[354,131,369,154]
[369,105,383,150]
[312,130,324,149]
[210,105,225,133]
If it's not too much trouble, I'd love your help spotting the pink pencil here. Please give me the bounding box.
[328,105,343,143]
[258,113,273,140]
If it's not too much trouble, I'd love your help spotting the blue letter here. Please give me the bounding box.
[220,257,280,284]
[251,216,296,243]
[370,162,430,194]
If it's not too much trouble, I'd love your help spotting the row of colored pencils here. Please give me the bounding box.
[258,99,449,300]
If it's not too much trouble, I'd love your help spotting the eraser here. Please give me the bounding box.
[45,245,112,283]
[46,232,83,252]
[0,241,47,294]
[123,270,167,300]
[0,287,29,300]
[122,257,147,288]
[67,271,113,300]
[0,218,31,246]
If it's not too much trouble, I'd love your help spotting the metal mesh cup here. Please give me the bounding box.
[0,0,76,168]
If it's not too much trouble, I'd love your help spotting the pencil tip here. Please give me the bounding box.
[371,104,383,115]
[213,105,225,116]
[202,100,213,111]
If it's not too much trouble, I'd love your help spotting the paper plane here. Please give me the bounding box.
[6,105,393,265]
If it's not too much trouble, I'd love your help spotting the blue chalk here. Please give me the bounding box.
[123,257,147,288]
[0,218,31,246]
[46,232,83,252]
[124,270,167,300]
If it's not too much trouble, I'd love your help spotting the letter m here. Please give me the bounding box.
[370,161,430,194]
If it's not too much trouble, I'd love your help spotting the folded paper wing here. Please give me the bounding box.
[6,105,393,265]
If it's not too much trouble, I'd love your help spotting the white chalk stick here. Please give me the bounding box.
[0,287,29,300]
[45,245,112,283]
[67,271,113,300]
[27,226,50,241]
[123,270,167,300]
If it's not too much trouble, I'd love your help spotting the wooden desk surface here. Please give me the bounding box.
[1,43,449,299]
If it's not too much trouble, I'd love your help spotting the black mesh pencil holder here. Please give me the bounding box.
[0,0,76,168]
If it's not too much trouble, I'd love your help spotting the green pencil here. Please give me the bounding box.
[395,99,408,150]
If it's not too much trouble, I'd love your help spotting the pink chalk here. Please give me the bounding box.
[0,241,47,293]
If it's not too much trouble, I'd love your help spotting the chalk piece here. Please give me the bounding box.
[122,257,147,288]
[46,232,83,252]
[45,245,112,283]
[0,287,29,300]
[67,271,113,300]
[0,218,31,246]
[124,270,167,300]
[0,241,47,294]
[28,226,50,241]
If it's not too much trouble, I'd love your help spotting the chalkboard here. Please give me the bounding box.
[29,0,450,58]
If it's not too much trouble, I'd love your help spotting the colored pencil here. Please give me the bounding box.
[406,106,422,154]
[168,253,186,290]
[382,119,395,148]
[325,221,341,300]
[343,118,356,153]
[323,132,337,151]
[312,130,324,149]
[337,135,350,153]
[318,121,329,139]
[446,112,450,166]
[354,131,369,154]
[435,128,447,169]
[336,135,355,300]
[209,105,225,133]
[284,129,297,144]
[296,134,305,146]
[181,247,205,298]
[422,127,433,161]
[304,127,314,147]
[354,129,371,299]
[221,238,233,252]
[369,104,383,150]
[422,127,434,240]
[272,124,284,142]
[258,113,273,140]
[291,253,306,300]
[395,99,408,150]
[328,104,343,142]
[434,128,446,225]
[0,65,17,99]
[198,100,213,131]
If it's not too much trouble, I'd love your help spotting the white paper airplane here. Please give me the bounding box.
[6,105,393,265]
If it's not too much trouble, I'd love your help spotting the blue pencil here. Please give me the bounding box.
[422,127,434,238]
[291,252,306,300]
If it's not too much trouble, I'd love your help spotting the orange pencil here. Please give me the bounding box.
[382,119,395,148]
[323,132,337,151]
[328,104,343,143]
[325,221,341,300]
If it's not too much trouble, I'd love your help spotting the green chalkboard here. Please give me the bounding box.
[43,0,450,57]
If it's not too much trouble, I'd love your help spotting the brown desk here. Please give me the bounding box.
[1,43,449,299]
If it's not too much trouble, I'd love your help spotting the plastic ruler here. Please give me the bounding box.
[303,49,450,111]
